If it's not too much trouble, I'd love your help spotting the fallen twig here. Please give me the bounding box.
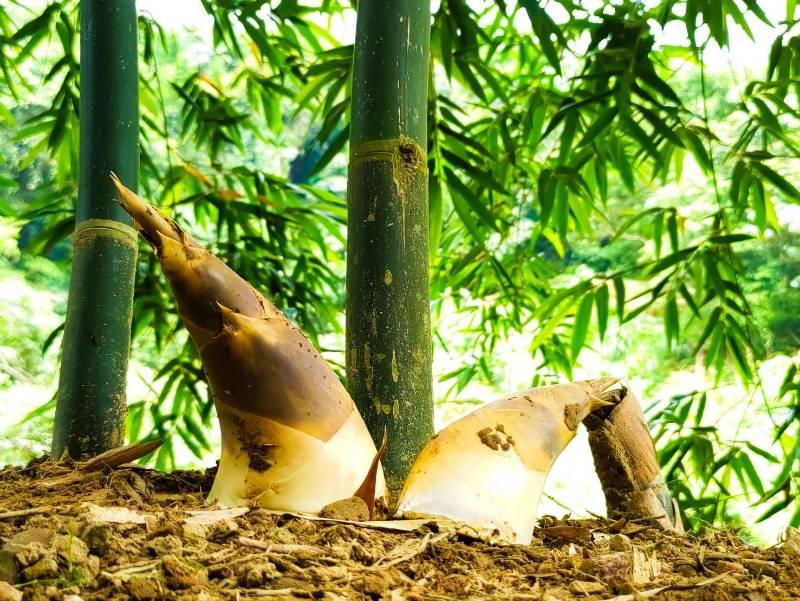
[600,574,727,601]
[376,531,450,569]
[103,559,162,577]
[255,507,447,533]
[80,439,162,471]
[206,553,265,572]
[184,507,249,525]
[539,526,591,541]
[0,506,52,520]
[222,589,295,598]
[34,440,163,491]
[82,502,157,524]
[237,536,325,557]
[240,589,295,597]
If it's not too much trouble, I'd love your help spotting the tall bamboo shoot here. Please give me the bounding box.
[113,177,385,513]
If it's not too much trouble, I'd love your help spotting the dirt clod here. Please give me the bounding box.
[180,521,207,540]
[21,556,59,580]
[6,528,54,550]
[146,534,183,557]
[54,534,90,565]
[0,582,21,601]
[80,523,111,557]
[477,425,514,452]
[12,543,45,569]
[361,572,391,597]
[0,550,18,584]
[319,497,369,521]
[784,527,800,556]
[161,553,207,589]
[568,580,607,594]
[237,560,278,587]
[127,575,163,601]
[609,533,632,551]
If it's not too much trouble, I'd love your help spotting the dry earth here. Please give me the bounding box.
[0,456,799,600]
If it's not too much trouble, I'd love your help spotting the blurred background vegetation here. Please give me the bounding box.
[1,0,800,543]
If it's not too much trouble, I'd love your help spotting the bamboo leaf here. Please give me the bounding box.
[613,276,625,322]
[667,210,679,252]
[707,234,754,245]
[756,496,792,522]
[530,300,575,354]
[730,160,746,206]
[610,207,662,243]
[429,174,444,259]
[445,168,497,232]
[749,161,800,201]
[578,106,618,147]
[679,128,711,172]
[727,333,753,381]
[595,284,609,341]
[738,452,765,496]
[537,169,556,226]
[665,295,679,349]
[647,247,696,275]
[679,284,701,318]
[520,0,563,74]
[741,0,772,25]
[571,294,594,361]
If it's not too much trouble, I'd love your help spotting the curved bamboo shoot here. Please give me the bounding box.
[395,379,620,544]
[113,176,385,513]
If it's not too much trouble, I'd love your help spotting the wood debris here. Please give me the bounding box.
[0,506,51,520]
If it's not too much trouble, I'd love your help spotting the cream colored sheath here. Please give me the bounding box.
[395,379,618,544]
[112,176,385,513]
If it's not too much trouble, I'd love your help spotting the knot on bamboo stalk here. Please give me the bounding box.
[349,136,427,203]
[73,218,138,249]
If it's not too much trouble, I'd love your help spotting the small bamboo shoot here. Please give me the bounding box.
[395,378,620,544]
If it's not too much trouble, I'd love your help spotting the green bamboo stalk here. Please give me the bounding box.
[346,0,433,494]
[52,0,139,459]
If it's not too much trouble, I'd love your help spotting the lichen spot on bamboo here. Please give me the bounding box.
[364,342,374,393]
[384,269,393,286]
[391,351,399,383]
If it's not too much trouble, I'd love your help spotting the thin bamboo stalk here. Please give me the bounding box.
[52,0,139,458]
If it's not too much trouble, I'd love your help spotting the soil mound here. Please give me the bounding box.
[0,458,797,600]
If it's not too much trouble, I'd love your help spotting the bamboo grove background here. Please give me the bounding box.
[1,0,800,536]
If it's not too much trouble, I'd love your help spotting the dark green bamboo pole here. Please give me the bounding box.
[346,0,433,494]
[52,0,139,459]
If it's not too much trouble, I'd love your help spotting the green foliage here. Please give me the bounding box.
[1,0,800,532]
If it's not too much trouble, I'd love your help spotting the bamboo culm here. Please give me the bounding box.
[346,0,434,494]
[52,0,139,459]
